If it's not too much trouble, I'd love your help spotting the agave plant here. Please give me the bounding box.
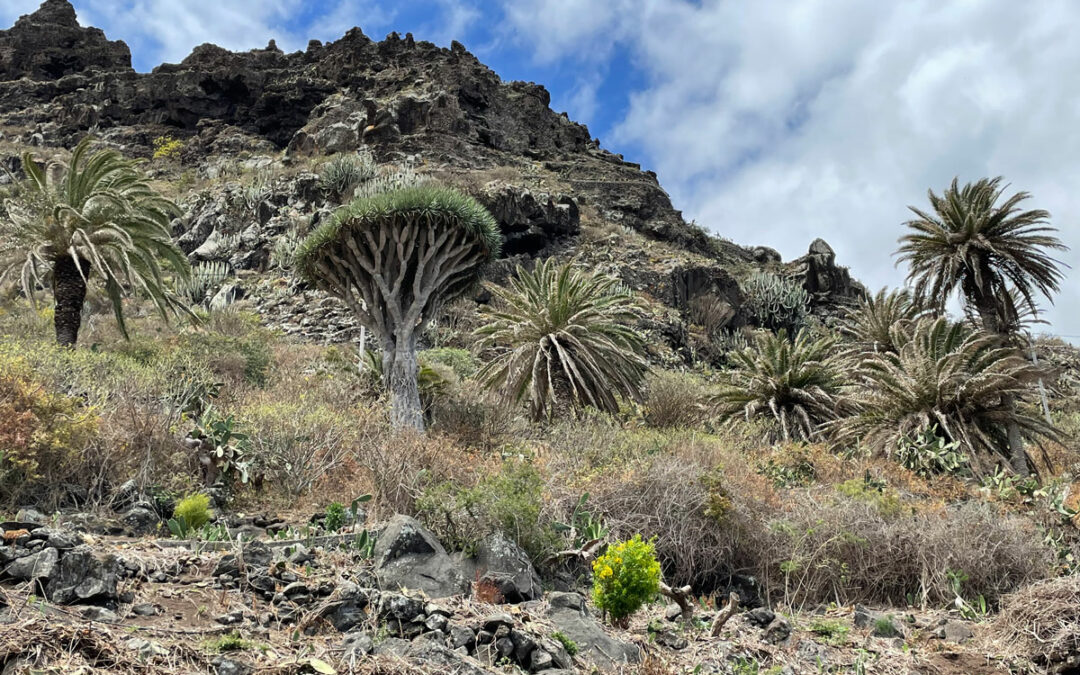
[840,317,1060,474]
[713,329,847,442]
[0,138,189,346]
[475,258,648,420]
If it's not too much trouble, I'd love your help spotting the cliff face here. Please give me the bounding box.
[0,0,864,351]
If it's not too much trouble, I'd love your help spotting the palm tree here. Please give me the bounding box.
[896,177,1068,474]
[840,317,1058,474]
[713,329,847,442]
[0,138,188,346]
[839,287,926,357]
[475,258,648,420]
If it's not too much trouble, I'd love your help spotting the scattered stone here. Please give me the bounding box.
[15,508,46,525]
[46,546,119,605]
[465,532,544,603]
[545,592,639,668]
[215,657,252,675]
[125,637,168,659]
[131,603,159,617]
[763,617,792,644]
[746,606,775,628]
[3,547,58,581]
[937,620,974,644]
[216,611,244,626]
[80,605,119,622]
[341,631,374,658]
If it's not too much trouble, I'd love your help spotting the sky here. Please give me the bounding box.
[4,0,1079,338]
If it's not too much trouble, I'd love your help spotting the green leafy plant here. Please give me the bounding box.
[0,137,190,346]
[808,618,850,646]
[152,135,184,161]
[190,406,257,487]
[324,502,346,532]
[476,258,649,420]
[840,317,1061,473]
[296,185,500,430]
[351,529,377,558]
[894,425,968,477]
[592,535,662,627]
[552,493,609,548]
[713,328,847,442]
[318,152,378,203]
[177,261,230,307]
[167,493,213,539]
[551,631,578,657]
[898,176,1066,474]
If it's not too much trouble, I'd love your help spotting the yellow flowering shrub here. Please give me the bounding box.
[153,135,183,161]
[591,534,661,626]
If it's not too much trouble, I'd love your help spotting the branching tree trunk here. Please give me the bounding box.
[295,186,500,431]
[52,256,88,348]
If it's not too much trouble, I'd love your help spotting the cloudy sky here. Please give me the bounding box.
[4,0,1078,337]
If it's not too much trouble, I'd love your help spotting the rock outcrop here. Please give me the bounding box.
[0,0,131,81]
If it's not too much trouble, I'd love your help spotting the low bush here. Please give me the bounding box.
[642,370,708,429]
[416,459,557,559]
[237,397,360,496]
[0,356,100,505]
[173,493,212,530]
[592,535,661,626]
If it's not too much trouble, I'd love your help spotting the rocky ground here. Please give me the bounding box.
[0,492,1044,675]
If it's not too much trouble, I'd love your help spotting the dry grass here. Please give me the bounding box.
[992,575,1080,670]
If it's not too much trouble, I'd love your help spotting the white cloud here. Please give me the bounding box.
[501,0,1080,337]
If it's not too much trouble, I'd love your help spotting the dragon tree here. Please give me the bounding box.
[295,185,500,430]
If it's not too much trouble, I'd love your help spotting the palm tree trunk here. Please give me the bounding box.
[383,334,424,432]
[971,282,1029,476]
[52,256,88,348]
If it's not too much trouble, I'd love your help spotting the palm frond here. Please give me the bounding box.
[475,258,649,420]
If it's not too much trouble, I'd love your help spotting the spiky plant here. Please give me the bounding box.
[0,138,188,346]
[897,177,1068,474]
[839,287,926,357]
[897,177,1066,330]
[475,258,648,420]
[840,317,1060,474]
[713,329,846,442]
[295,185,500,430]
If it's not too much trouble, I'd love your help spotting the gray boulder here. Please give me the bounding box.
[4,547,58,581]
[462,532,543,603]
[545,592,639,669]
[46,545,120,605]
[374,515,468,598]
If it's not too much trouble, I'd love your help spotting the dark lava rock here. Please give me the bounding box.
[0,0,132,81]
[46,545,120,605]
[545,592,639,668]
[373,515,468,598]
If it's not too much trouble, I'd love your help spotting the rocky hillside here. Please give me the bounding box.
[0,0,862,351]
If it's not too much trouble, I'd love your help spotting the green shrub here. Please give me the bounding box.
[420,348,477,379]
[836,478,903,518]
[324,502,346,532]
[591,535,662,626]
[551,631,578,656]
[808,618,850,645]
[416,460,556,559]
[894,425,968,477]
[0,354,100,504]
[173,493,212,530]
[177,329,272,387]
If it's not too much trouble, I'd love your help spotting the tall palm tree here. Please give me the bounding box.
[840,317,1058,474]
[0,138,188,346]
[475,258,648,420]
[896,177,1067,474]
[713,329,847,442]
